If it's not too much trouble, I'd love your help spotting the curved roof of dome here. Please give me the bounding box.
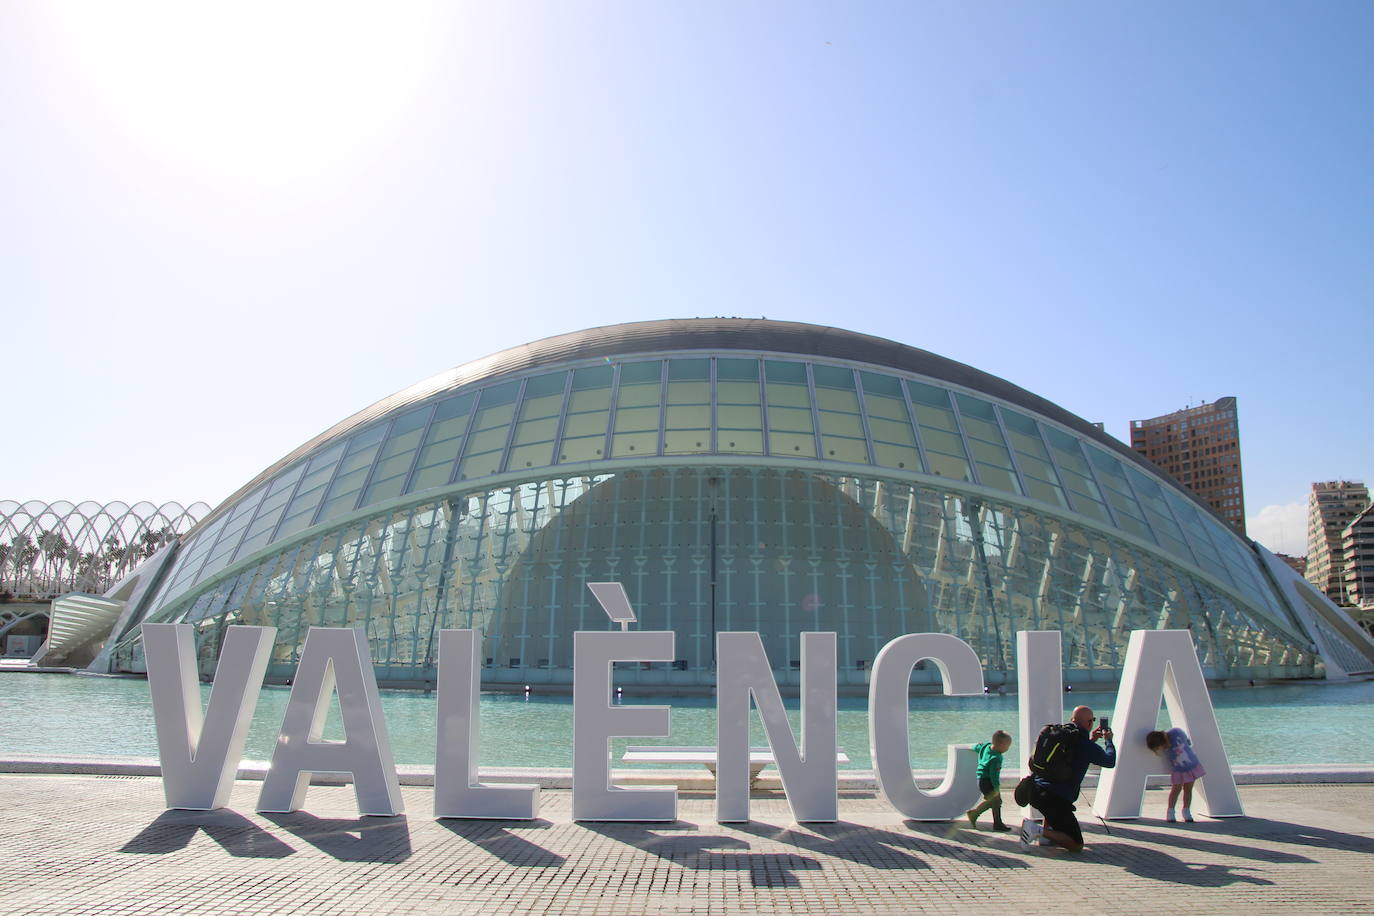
[194,318,1212,534]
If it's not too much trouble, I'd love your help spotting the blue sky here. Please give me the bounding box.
[2,1,1369,556]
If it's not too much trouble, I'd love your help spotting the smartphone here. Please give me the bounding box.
[1098,716,1109,731]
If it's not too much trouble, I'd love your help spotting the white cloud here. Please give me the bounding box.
[1248,502,1307,557]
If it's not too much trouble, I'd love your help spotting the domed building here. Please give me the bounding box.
[96,319,1374,690]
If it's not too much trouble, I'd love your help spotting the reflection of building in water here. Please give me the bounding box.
[66,319,1372,689]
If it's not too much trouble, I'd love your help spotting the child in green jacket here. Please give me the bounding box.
[966,729,1013,831]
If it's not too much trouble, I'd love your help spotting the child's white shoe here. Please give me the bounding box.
[1182,808,1193,823]
[1166,809,1176,822]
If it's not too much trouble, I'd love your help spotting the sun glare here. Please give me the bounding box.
[36,2,453,192]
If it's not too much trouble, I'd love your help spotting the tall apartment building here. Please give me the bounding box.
[1129,397,1246,535]
[1342,502,1374,616]
[1306,480,1370,604]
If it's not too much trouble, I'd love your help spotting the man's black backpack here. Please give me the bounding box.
[1028,723,1079,784]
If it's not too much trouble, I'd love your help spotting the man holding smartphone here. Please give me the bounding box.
[1021,705,1116,852]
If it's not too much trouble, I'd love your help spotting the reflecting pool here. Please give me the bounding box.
[3,674,1372,769]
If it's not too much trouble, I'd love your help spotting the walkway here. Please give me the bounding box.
[3,775,1372,914]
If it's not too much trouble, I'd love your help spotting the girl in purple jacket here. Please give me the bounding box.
[1147,728,1206,822]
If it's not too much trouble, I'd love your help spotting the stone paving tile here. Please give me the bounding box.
[3,775,1373,914]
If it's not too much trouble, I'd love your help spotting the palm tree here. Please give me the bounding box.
[38,530,69,593]
[101,533,124,583]
[12,535,38,594]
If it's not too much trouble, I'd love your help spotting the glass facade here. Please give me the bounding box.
[104,323,1355,686]
[111,467,1315,686]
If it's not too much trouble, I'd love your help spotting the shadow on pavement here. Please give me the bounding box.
[1097,821,1316,863]
[1089,842,1275,887]
[584,821,821,888]
[896,820,1035,868]
[1194,817,1374,855]
[261,811,412,863]
[119,809,296,858]
[738,819,1028,871]
[437,819,566,868]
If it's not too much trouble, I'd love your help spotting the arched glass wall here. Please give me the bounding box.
[140,353,1294,638]
[112,467,1317,687]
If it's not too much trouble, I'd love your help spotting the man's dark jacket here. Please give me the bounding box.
[1030,723,1116,802]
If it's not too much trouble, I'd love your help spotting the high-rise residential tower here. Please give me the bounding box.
[1129,397,1245,535]
[1342,502,1374,620]
[1306,480,1370,604]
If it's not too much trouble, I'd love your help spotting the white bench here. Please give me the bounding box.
[621,746,851,786]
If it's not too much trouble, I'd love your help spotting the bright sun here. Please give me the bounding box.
[34,1,454,191]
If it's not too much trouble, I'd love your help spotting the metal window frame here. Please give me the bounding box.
[897,375,932,475]
[943,387,983,488]
[228,464,307,565]
[495,377,532,476]
[547,370,577,464]
[311,419,395,528]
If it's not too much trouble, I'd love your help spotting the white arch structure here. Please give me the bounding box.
[0,500,210,600]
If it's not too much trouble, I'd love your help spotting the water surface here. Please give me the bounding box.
[3,673,1370,769]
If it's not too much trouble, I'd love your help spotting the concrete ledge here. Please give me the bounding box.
[4,754,1374,788]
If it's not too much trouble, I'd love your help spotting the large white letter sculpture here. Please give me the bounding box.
[1015,630,1064,817]
[143,623,276,810]
[869,633,984,820]
[257,627,404,816]
[571,631,677,821]
[1094,629,1243,819]
[716,632,838,824]
[434,629,539,819]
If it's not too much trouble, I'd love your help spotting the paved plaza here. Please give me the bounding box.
[3,775,1373,914]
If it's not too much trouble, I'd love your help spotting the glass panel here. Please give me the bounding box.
[611,431,657,456]
[455,381,519,480]
[716,358,764,455]
[860,372,919,472]
[558,365,613,463]
[813,365,866,463]
[664,359,710,455]
[718,430,764,453]
[610,361,662,458]
[511,418,558,446]
[765,360,815,458]
[1085,445,1156,544]
[953,394,1019,495]
[501,372,566,472]
[508,443,554,470]
[233,464,307,560]
[1042,426,1110,523]
[1164,489,1234,584]
[193,484,266,584]
[1124,466,1196,564]
[316,424,388,524]
[407,392,474,494]
[274,441,348,541]
[905,380,970,481]
[159,512,230,599]
[666,358,709,402]
[359,404,434,508]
